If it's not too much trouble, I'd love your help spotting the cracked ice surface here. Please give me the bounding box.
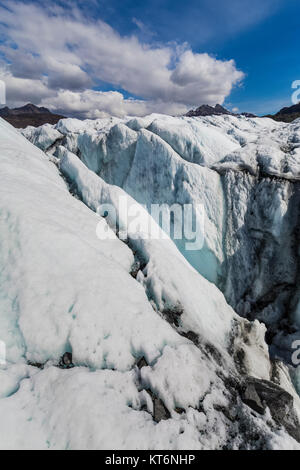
[0,115,299,449]
[24,113,300,358]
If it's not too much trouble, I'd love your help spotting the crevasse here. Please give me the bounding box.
[24,113,300,362]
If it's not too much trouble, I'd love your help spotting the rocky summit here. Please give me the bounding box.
[0,103,65,128]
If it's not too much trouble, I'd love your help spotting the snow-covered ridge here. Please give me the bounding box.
[0,115,299,449]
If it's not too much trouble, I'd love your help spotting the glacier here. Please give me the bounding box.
[25,113,300,360]
[0,113,300,449]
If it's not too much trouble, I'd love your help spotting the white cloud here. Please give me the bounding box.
[0,69,55,108]
[170,51,244,103]
[41,89,189,118]
[0,1,244,117]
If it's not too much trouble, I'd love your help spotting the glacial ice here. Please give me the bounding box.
[22,114,300,332]
[21,124,64,153]
[59,145,235,349]
[24,114,300,292]
[23,115,300,335]
[27,114,300,344]
[0,113,299,449]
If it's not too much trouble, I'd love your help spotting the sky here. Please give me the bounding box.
[0,0,299,118]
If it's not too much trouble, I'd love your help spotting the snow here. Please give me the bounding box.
[140,344,214,411]
[0,365,226,450]
[1,119,186,369]
[0,364,37,399]
[1,361,298,450]
[2,114,300,449]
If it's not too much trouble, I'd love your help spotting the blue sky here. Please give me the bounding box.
[0,0,299,117]
[90,0,300,114]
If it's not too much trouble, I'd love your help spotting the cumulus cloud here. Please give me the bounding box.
[41,89,189,119]
[0,69,55,108]
[0,1,244,117]
[170,51,244,103]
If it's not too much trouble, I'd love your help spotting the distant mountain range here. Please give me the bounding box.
[186,102,300,123]
[264,102,300,123]
[1,101,299,129]
[185,104,256,118]
[0,104,65,128]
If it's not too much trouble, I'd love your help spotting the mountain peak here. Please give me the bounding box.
[185,104,257,119]
[265,102,300,123]
[0,103,65,128]
[14,103,51,114]
[185,104,233,117]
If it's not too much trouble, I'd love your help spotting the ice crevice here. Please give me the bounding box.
[218,169,300,363]
[38,114,300,368]
[56,147,221,366]
[58,146,234,355]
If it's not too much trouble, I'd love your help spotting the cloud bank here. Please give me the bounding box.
[0,1,244,117]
